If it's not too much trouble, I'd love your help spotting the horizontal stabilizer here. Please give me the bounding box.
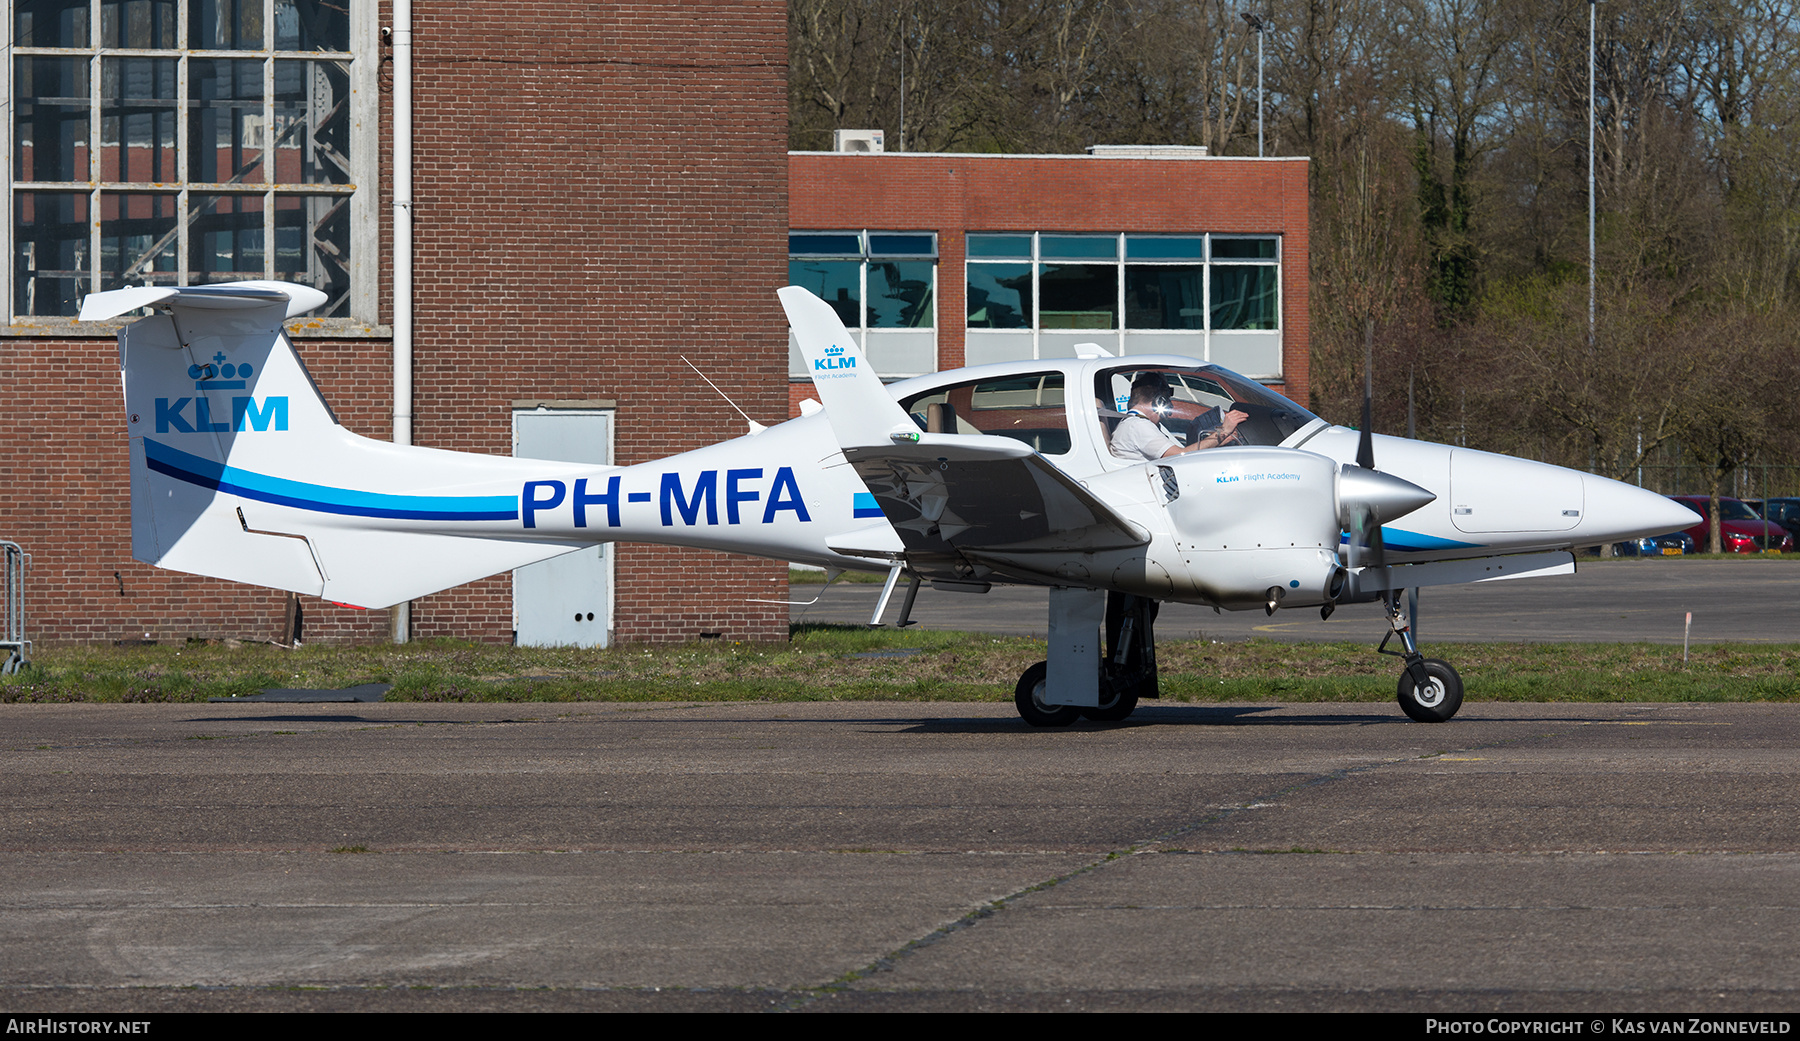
[81,281,328,323]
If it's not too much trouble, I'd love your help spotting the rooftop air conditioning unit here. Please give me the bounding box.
[835,129,885,153]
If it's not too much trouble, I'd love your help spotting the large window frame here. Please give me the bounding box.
[788,229,936,377]
[5,0,380,328]
[965,232,1282,377]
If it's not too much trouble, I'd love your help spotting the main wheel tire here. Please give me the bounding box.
[1014,661,1080,727]
[1397,658,1463,723]
[1082,682,1140,722]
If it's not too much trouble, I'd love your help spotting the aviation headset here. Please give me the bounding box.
[1128,374,1176,417]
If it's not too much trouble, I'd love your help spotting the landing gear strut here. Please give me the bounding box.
[1014,592,1160,726]
[1378,592,1462,722]
[1091,592,1159,721]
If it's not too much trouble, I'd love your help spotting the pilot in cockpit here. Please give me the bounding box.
[1110,373,1249,461]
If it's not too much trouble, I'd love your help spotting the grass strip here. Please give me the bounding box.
[2,626,1796,705]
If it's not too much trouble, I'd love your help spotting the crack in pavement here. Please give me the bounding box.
[774,724,1571,1011]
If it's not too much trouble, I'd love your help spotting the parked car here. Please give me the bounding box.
[1610,530,1696,556]
[1760,497,1800,543]
[1667,495,1795,553]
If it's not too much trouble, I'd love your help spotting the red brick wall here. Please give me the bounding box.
[2,2,791,646]
[788,153,1311,412]
[0,333,393,646]
[403,1,790,644]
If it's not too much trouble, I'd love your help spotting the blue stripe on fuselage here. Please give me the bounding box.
[1339,527,1481,553]
[852,491,883,518]
[143,438,519,521]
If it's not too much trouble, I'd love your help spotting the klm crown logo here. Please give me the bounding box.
[814,343,855,372]
[188,351,253,389]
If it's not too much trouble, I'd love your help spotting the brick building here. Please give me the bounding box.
[786,149,1310,417]
[3,1,791,646]
[3,5,1311,649]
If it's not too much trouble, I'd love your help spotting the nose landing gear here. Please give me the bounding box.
[1379,592,1462,722]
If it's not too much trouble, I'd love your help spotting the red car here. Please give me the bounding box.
[1668,495,1795,553]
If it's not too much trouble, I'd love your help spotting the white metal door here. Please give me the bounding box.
[512,409,613,647]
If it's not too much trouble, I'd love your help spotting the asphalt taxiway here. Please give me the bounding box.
[7,699,1800,1012]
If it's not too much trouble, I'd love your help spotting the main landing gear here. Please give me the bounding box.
[1012,588,1463,726]
[1378,591,1463,722]
[1014,591,1159,726]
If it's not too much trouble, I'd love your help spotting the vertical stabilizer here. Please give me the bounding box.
[105,281,595,608]
[778,285,913,449]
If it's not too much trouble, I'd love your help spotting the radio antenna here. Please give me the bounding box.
[681,356,766,434]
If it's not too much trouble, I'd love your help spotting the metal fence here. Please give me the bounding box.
[2,541,27,674]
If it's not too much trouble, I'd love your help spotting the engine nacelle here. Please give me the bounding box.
[1161,447,1345,610]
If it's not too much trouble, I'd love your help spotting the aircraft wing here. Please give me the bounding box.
[780,286,1147,555]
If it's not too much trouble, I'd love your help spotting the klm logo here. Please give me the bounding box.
[155,396,288,433]
[188,351,254,389]
[813,344,855,372]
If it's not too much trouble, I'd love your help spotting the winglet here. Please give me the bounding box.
[779,286,913,448]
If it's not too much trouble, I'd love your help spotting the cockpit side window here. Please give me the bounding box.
[902,372,1072,456]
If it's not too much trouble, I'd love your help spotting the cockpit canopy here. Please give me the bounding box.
[899,362,1319,461]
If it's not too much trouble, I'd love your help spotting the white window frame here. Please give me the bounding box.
[965,232,1282,375]
[788,229,937,377]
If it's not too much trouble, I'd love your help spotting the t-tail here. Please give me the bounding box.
[97,281,845,608]
[95,281,612,608]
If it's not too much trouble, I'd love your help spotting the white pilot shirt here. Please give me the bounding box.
[1111,411,1180,461]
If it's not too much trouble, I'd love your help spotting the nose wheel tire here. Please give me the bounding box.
[1014,661,1081,727]
[1397,658,1463,723]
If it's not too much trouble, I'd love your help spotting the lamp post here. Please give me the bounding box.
[1588,0,1597,347]
[1241,12,1267,157]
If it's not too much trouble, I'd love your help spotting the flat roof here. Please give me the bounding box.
[790,151,1311,162]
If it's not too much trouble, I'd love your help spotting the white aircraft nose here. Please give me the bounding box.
[1579,476,1698,542]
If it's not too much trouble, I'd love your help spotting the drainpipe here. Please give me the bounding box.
[391,0,414,644]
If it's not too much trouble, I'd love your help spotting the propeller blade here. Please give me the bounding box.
[1357,391,1376,471]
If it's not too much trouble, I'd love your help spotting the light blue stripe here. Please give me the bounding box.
[1339,528,1481,553]
[145,438,518,520]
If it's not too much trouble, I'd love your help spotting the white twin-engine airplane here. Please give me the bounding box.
[85,280,1694,726]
